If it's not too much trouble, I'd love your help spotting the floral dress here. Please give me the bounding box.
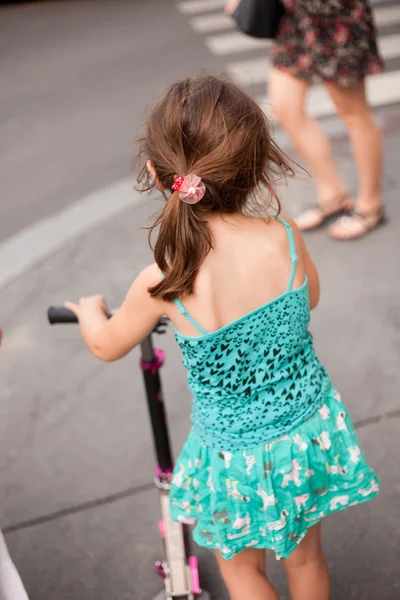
[169,217,379,560]
[270,0,384,86]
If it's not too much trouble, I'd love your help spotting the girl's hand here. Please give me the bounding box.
[63,295,112,359]
[62,264,165,362]
[64,295,110,321]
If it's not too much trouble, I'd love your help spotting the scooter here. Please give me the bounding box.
[47,306,210,600]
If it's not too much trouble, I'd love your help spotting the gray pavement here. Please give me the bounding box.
[0,0,226,243]
[1,0,400,599]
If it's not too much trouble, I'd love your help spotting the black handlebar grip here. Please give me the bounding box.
[47,307,167,332]
[48,306,78,325]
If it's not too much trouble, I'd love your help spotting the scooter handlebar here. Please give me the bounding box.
[47,307,169,333]
[48,306,78,324]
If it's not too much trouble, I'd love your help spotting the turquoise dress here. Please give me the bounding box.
[169,216,379,560]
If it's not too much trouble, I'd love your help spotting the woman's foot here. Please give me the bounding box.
[328,205,385,240]
[294,192,352,231]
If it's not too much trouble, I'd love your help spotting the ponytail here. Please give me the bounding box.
[148,191,212,301]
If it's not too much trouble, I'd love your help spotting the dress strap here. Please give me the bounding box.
[160,270,207,335]
[173,298,208,335]
[276,215,298,292]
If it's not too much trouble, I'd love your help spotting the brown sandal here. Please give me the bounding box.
[294,192,353,232]
[328,206,386,240]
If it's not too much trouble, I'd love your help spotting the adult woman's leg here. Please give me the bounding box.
[269,68,350,230]
[324,79,384,239]
[216,548,280,600]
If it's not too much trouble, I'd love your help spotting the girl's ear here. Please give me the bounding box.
[147,160,168,192]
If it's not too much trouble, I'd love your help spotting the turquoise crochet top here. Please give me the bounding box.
[173,216,330,450]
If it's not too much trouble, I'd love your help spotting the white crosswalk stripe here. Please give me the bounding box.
[190,13,233,33]
[374,5,400,27]
[378,33,400,60]
[176,0,225,15]
[176,0,400,133]
[205,31,271,55]
[227,56,271,87]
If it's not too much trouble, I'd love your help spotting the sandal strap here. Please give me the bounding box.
[349,206,384,220]
[319,192,352,217]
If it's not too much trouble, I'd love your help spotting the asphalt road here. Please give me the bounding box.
[0,0,227,243]
[1,1,400,600]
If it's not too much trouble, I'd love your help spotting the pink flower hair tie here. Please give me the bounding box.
[171,174,206,204]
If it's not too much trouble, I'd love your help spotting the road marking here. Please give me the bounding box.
[258,70,400,119]
[374,5,400,27]
[0,179,143,290]
[190,13,233,32]
[378,33,400,60]
[176,0,225,15]
[228,56,271,86]
[205,31,271,55]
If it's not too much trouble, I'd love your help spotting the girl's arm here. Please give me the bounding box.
[65,264,165,362]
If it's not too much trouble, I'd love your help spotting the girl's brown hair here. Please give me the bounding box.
[136,74,295,302]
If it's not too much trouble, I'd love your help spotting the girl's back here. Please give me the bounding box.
[169,213,311,338]
[168,213,328,450]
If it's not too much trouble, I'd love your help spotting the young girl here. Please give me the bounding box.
[66,75,379,600]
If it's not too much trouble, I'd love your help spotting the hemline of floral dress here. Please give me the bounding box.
[270,0,384,86]
[170,385,379,560]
